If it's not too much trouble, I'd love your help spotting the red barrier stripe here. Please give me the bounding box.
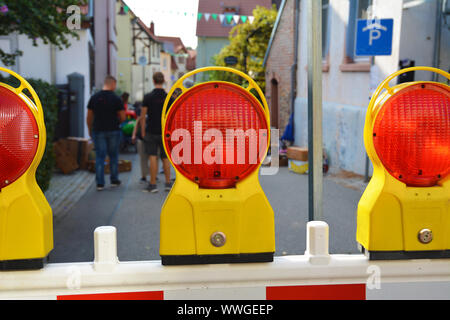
[57,291,164,300]
[266,284,366,300]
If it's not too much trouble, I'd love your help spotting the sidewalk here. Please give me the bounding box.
[44,169,96,221]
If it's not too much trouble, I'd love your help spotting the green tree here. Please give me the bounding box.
[0,0,86,66]
[210,5,277,93]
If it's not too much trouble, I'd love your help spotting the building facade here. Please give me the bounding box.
[159,50,177,90]
[291,0,449,175]
[157,36,189,80]
[116,1,162,103]
[263,0,297,132]
[0,0,119,138]
[196,0,273,75]
[94,0,118,90]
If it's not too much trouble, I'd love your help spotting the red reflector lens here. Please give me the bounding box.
[164,82,268,189]
[0,86,39,189]
[373,83,450,187]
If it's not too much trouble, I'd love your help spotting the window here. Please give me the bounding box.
[322,0,330,59]
[221,6,239,27]
[341,0,372,70]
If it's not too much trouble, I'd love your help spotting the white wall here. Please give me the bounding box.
[1,30,93,138]
[94,0,118,89]
[131,33,162,103]
[15,35,52,83]
[55,30,93,138]
[399,0,444,81]
[294,0,404,175]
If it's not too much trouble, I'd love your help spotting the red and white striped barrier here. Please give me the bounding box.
[1,222,449,300]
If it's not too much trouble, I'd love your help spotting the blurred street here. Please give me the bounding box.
[48,153,365,263]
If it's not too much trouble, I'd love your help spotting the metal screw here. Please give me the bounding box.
[34,135,38,139]
[418,229,433,244]
[210,232,226,247]
[5,180,9,184]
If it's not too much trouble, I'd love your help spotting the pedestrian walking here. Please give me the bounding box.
[86,75,126,191]
[139,72,173,193]
[132,101,150,184]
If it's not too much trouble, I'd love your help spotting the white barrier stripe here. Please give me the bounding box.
[1,224,450,300]
[366,281,450,300]
[164,287,266,300]
[1,255,450,299]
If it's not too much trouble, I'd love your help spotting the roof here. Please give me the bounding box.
[196,0,272,38]
[156,36,187,54]
[121,0,161,43]
[135,18,161,43]
[263,0,286,67]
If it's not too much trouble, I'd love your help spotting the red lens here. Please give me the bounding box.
[164,82,268,189]
[373,83,450,187]
[0,86,39,189]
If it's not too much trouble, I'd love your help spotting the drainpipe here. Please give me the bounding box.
[106,0,111,75]
[291,0,300,139]
[50,45,56,85]
[432,0,442,81]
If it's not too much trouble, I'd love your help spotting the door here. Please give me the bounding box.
[270,79,279,129]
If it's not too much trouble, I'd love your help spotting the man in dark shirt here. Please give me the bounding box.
[140,72,173,193]
[87,75,125,191]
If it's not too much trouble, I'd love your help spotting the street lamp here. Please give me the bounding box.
[243,27,262,75]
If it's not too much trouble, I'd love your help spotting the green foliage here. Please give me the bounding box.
[0,0,86,66]
[210,5,278,93]
[0,75,59,192]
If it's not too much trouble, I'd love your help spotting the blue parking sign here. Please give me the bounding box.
[355,19,393,56]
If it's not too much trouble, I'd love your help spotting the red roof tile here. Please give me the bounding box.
[156,36,187,54]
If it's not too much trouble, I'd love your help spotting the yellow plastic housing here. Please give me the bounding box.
[0,67,53,268]
[357,67,450,259]
[160,67,275,264]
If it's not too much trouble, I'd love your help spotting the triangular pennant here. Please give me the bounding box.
[226,14,233,24]
[204,13,210,22]
[197,12,203,21]
[241,15,247,23]
[211,13,218,20]
[248,16,255,24]
[233,15,240,24]
[219,14,225,23]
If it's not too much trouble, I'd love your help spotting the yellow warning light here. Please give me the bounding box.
[159,67,275,265]
[0,67,53,270]
[357,66,450,260]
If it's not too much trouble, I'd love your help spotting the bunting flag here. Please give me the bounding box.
[194,11,253,25]
[145,8,253,24]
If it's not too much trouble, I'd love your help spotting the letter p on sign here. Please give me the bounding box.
[356,19,393,56]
